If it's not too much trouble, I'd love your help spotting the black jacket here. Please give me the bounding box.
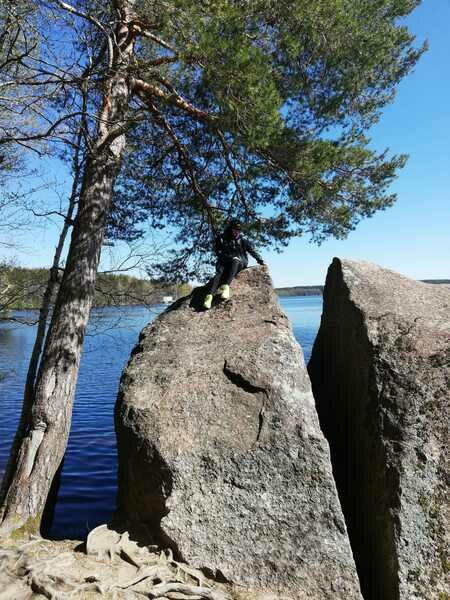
[215,227,264,267]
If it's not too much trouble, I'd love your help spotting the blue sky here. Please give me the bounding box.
[3,0,449,287]
[266,0,450,285]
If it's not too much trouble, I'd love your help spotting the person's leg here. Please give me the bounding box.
[209,263,225,295]
[223,258,242,285]
[218,258,242,299]
[204,263,225,309]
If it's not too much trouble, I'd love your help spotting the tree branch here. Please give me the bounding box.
[132,77,216,122]
[144,99,217,232]
[30,208,74,223]
[139,30,176,53]
[216,130,252,218]
[0,112,85,145]
[52,0,114,69]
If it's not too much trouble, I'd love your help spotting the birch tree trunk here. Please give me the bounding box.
[0,0,137,536]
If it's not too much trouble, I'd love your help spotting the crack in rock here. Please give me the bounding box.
[256,407,264,442]
[223,361,267,442]
[222,362,266,395]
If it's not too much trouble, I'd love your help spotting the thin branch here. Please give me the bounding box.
[30,208,74,223]
[216,130,252,217]
[52,0,114,69]
[0,112,85,145]
[144,99,217,233]
[139,30,176,53]
[132,77,216,122]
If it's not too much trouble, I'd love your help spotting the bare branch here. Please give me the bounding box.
[0,112,85,145]
[52,0,114,69]
[30,208,74,223]
[144,99,216,232]
[139,30,176,53]
[132,77,216,122]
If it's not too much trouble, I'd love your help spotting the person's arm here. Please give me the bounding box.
[243,238,265,265]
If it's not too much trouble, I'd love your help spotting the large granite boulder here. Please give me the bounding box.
[308,258,449,600]
[115,266,362,599]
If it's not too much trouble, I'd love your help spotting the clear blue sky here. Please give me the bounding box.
[4,0,449,287]
[266,0,450,286]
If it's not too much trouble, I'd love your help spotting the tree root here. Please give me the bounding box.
[148,582,229,599]
[0,527,232,600]
[117,565,174,590]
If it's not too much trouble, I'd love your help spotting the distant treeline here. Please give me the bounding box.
[276,285,323,297]
[276,279,449,297]
[0,265,191,312]
[2,266,447,311]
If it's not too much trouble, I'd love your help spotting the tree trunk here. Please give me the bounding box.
[0,126,84,513]
[0,1,136,536]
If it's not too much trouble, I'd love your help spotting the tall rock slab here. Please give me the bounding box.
[115,266,362,599]
[308,258,449,600]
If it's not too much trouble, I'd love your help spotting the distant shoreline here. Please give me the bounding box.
[275,279,449,297]
[1,278,448,313]
[276,286,324,297]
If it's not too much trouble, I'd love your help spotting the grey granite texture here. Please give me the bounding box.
[308,258,449,600]
[115,266,362,599]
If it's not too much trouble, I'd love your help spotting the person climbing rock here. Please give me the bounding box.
[203,219,265,309]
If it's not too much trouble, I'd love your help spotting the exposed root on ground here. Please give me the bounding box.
[0,525,231,600]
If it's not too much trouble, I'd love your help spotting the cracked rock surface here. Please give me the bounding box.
[115,266,362,599]
[308,258,450,600]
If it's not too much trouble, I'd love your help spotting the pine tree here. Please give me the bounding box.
[0,0,425,535]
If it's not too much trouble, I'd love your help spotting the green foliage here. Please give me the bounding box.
[1,0,427,280]
[115,0,426,279]
[181,2,283,146]
[0,263,47,312]
[95,273,190,306]
[276,285,323,297]
[0,264,190,312]
[139,0,425,136]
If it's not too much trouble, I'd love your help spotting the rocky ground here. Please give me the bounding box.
[0,525,233,600]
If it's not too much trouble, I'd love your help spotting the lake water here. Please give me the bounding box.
[0,295,322,539]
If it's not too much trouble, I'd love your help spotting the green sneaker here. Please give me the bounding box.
[220,284,230,300]
[203,294,213,310]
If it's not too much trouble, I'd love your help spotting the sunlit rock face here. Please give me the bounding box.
[308,258,450,600]
[115,266,362,600]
